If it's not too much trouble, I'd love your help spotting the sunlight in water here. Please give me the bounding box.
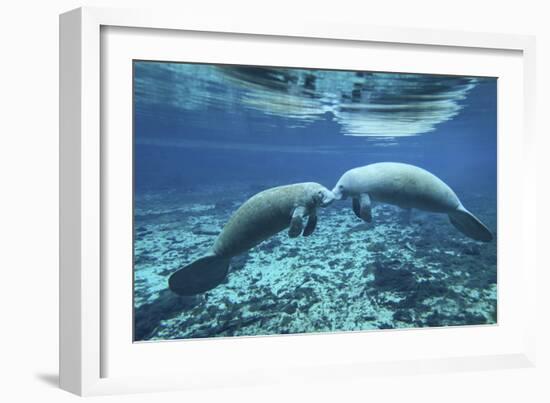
[134,63,477,137]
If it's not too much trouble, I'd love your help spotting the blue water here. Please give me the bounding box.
[133,62,497,341]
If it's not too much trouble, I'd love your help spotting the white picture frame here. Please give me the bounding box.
[59,6,538,396]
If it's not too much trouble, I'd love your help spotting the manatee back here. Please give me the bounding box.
[212,183,312,257]
[356,162,460,212]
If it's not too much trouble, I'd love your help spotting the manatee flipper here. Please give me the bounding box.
[359,193,372,222]
[302,213,317,237]
[288,206,306,238]
[352,197,361,219]
[168,254,231,296]
[448,206,493,242]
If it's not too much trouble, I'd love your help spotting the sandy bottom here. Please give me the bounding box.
[133,181,497,341]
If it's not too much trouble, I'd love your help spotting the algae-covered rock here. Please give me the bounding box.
[373,263,416,292]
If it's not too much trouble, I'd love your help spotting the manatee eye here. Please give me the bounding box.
[339,185,344,190]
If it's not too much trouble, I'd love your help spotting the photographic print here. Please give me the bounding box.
[133,61,497,342]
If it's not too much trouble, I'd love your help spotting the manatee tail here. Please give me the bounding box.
[168,254,231,296]
[448,206,493,242]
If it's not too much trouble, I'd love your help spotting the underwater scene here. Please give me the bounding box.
[133,61,497,342]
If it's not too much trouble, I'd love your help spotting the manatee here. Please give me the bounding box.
[168,182,335,296]
[332,162,493,242]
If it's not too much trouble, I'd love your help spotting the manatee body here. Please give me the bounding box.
[169,182,335,296]
[332,162,493,242]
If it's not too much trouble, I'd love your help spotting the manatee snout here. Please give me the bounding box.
[318,187,336,207]
[331,185,343,200]
[331,181,347,201]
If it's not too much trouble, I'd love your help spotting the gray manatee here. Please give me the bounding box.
[169,182,335,296]
[332,162,493,242]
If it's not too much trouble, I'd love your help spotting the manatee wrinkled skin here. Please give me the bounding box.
[169,182,334,296]
[332,162,493,242]
[213,182,332,257]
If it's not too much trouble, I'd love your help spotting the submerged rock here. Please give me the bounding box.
[259,238,282,253]
[134,290,199,341]
[192,224,221,236]
[393,310,412,323]
[367,242,386,253]
[398,281,454,310]
[229,253,249,272]
[463,312,488,325]
[282,302,298,315]
[425,312,445,327]
[362,263,376,278]
[372,263,416,292]
[285,247,300,258]
[134,253,157,266]
[463,245,481,256]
